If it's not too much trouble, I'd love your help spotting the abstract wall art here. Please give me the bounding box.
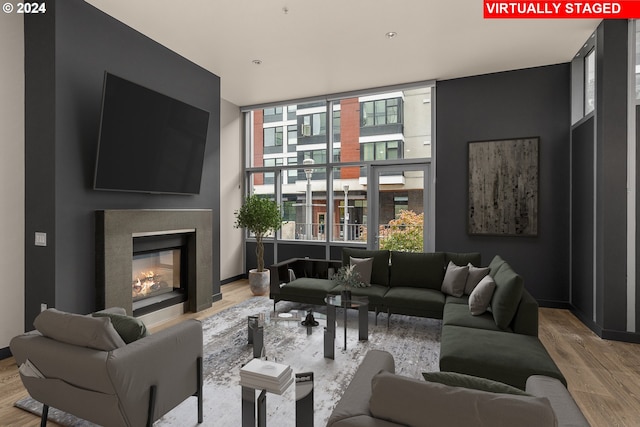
[468,137,539,236]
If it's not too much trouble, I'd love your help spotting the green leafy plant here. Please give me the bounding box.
[332,265,367,289]
[234,194,283,272]
[379,210,424,252]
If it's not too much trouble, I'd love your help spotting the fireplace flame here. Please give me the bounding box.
[132,270,162,298]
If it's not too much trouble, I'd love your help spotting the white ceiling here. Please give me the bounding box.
[85,0,600,107]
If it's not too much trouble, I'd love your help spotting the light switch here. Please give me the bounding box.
[35,232,47,247]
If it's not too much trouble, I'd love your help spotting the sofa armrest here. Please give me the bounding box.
[331,415,404,427]
[526,375,590,427]
[269,258,342,296]
[269,258,300,295]
[327,350,395,427]
[106,319,203,425]
[511,289,539,336]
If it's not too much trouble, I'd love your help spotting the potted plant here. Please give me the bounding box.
[332,264,363,300]
[234,193,283,295]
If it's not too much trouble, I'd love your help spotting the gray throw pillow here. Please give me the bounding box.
[93,312,149,344]
[350,256,373,286]
[422,371,530,396]
[441,261,469,297]
[464,264,490,295]
[34,308,126,351]
[469,275,496,315]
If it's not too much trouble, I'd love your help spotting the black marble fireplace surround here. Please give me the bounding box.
[96,209,213,316]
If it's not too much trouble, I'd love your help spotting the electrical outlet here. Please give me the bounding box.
[35,232,47,247]
[40,303,47,312]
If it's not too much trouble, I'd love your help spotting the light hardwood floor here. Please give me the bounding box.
[0,281,638,426]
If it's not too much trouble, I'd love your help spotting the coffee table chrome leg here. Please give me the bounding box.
[324,303,336,359]
[343,306,348,350]
[358,304,368,341]
[253,326,264,359]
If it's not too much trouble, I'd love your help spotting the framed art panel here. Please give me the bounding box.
[468,137,539,236]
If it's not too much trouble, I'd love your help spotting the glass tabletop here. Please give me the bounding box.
[251,309,327,327]
[325,294,369,308]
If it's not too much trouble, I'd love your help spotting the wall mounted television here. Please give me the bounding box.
[94,72,210,195]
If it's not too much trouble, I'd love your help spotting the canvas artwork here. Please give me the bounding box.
[468,137,539,236]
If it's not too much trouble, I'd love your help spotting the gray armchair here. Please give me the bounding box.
[10,307,203,426]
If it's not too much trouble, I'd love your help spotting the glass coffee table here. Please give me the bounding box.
[248,309,326,358]
[324,294,369,359]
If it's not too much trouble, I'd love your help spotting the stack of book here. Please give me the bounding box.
[240,359,294,395]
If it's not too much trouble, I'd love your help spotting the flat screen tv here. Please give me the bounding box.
[94,72,210,195]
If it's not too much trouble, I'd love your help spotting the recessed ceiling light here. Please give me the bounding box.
[385,31,398,39]
[252,59,262,65]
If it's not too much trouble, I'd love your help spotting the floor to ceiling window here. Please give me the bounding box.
[242,83,434,261]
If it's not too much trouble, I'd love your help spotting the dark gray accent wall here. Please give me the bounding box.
[24,0,221,329]
[570,116,595,321]
[436,64,571,304]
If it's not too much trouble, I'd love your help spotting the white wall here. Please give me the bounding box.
[0,14,25,348]
[219,98,244,280]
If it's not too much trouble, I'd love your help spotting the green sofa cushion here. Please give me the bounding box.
[442,302,505,332]
[488,254,507,276]
[445,252,481,267]
[383,287,445,318]
[342,248,390,286]
[279,277,339,298]
[440,325,566,390]
[491,262,524,330]
[329,283,389,306]
[422,371,530,396]
[389,251,445,290]
[92,312,148,344]
[445,295,469,305]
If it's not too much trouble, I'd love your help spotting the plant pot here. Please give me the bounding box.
[248,269,270,296]
[341,290,352,301]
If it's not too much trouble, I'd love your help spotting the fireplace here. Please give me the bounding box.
[131,233,191,316]
[96,209,213,318]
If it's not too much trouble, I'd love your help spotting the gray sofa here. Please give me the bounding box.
[270,249,565,390]
[327,350,590,427]
[10,307,203,426]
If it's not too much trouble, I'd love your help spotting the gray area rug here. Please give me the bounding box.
[16,297,441,426]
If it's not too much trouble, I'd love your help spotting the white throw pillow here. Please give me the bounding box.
[465,264,491,295]
[441,261,469,297]
[469,275,497,315]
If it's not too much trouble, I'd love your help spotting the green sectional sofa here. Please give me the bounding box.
[269,249,566,391]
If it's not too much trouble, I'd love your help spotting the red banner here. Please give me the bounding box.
[484,1,640,18]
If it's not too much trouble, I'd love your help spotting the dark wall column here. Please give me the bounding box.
[24,4,56,328]
[594,19,628,334]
